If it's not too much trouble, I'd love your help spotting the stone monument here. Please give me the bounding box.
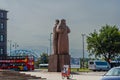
[48,19,71,72]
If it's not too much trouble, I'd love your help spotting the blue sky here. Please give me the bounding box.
[0,0,120,57]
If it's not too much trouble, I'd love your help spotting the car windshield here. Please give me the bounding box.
[105,68,120,76]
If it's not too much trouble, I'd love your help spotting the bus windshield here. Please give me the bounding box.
[95,62,107,65]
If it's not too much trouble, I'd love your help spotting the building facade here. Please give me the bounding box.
[0,9,8,57]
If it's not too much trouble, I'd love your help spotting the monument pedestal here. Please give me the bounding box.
[48,54,70,72]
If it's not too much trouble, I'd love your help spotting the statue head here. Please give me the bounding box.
[55,19,59,24]
[61,19,66,22]
[61,19,66,25]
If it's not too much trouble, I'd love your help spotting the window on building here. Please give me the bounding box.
[0,48,4,54]
[0,23,4,29]
[0,35,4,42]
[0,12,4,18]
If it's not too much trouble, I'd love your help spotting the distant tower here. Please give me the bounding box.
[0,9,8,57]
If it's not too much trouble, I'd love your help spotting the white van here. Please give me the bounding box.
[88,60,110,71]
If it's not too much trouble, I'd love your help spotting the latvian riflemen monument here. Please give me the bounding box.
[48,19,71,72]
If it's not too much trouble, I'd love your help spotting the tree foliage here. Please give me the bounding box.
[87,24,120,63]
[35,53,48,68]
[39,53,49,64]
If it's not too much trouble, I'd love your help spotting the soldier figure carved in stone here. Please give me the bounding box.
[56,19,70,54]
[53,19,70,55]
[53,19,59,54]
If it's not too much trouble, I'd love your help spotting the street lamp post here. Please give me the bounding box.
[82,34,85,68]
[13,42,19,54]
[8,40,12,56]
[50,33,53,55]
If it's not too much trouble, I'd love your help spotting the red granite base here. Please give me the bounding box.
[48,54,70,72]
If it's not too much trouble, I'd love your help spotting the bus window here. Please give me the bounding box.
[95,62,107,65]
[89,62,94,65]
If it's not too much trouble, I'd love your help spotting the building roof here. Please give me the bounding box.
[0,9,8,12]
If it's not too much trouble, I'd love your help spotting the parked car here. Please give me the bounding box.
[110,61,120,68]
[88,60,110,71]
[100,67,120,80]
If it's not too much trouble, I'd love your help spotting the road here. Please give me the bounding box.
[20,69,105,80]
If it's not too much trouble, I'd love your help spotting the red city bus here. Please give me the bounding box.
[0,56,34,71]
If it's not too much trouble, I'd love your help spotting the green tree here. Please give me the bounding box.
[35,53,49,68]
[87,24,120,63]
[40,53,49,64]
[35,57,41,68]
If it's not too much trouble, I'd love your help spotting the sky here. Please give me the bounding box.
[0,0,120,57]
